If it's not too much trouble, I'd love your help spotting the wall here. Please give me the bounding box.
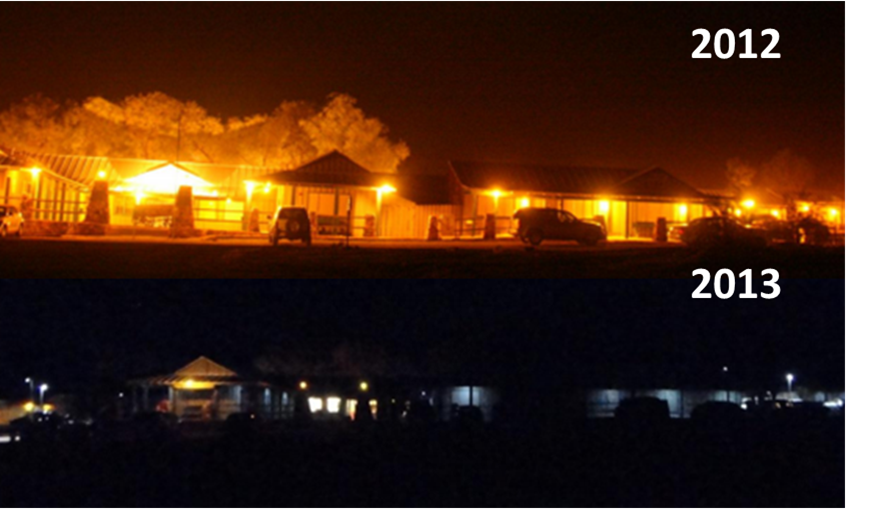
[438,386,500,422]
[587,388,748,419]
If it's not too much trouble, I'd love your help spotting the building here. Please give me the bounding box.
[128,356,296,421]
[446,161,710,239]
[3,145,844,240]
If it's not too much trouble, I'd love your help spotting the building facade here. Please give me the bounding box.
[2,146,845,240]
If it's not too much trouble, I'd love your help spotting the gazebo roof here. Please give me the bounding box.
[129,356,262,387]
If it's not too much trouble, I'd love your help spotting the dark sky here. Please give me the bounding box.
[0,280,843,400]
[1,2,843,189]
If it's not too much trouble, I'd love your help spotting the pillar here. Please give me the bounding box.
[483,213,496,240]
[84,180,110,225]
[170,185,196,237]
[655,217,668,242]
[427,215,441,241]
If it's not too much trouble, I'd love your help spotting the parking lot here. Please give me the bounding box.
[0,235,844,278]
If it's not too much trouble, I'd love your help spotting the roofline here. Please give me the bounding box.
[456,185,709,203]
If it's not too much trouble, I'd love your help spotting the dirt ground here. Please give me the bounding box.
[0,236,844,278]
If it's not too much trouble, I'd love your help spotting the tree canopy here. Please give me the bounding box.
[0,92,409,172]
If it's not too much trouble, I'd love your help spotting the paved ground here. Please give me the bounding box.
[0,236,844,278]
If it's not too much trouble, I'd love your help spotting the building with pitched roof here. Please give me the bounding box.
[446,161,709,238]
[128,356,296,421]
[7,145,844,240]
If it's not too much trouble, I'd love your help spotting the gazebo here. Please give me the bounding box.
[128,356,288,421]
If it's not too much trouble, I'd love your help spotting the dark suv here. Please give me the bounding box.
[513,208,606,246]
[268,207,312,246]
[680,216,768,249]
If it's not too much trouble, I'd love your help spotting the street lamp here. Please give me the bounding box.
[785,373,794,395]
[25,377,34,401]
[39,384,49,407]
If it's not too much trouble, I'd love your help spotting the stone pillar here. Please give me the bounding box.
[248,208,260,233]
[427,215,441,241]
[170,186,196,237]
[655,217,668,242]
[483,213,496,240]
[84,180,110,225]
[364,214,376,237]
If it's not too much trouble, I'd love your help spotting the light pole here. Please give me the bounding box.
[25,377,34,401]
[785,373,794,397]
[39,383,49,407]
[722,366,730,401]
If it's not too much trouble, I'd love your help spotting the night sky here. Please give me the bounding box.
[0,2,844,189]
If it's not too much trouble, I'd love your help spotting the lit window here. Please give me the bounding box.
[326,397,342,413]
[308,397,324,413]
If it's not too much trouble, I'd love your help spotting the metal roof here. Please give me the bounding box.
[449,160,706,200]
[265,150,392,189]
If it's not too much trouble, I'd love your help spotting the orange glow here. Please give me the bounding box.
[770,209,780,218]
[677,203,688,219]
[829,208,839,218]
[518,197,530,210]
[135,191,145,205]
[376,185,396,210]
[742,199,755,209]
[734,209,743,217]
[245,181,257,202]
[29,167,41,179]
[798,203,811,213]
[488,189,505,210]
[359,381,369,392]
[125,164,214,195]
[175,379,215,390]
[42,404,53,413]
[598,200,611,215]
[299,381,309,390]
[263,182,271,194]
[23,401,35,412]
[97,170,108,180]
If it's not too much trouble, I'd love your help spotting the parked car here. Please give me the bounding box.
[224,412,264,435]
[268,207,312,246]
[796,217,831,245]
[668,223,688,241]
[615,397,671,423]
[691,401,745,426]
[0,205,24,238]
[513,208,606,246]
[680,216,768,249]
[749,215,795,244]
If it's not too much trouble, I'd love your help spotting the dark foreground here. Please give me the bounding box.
[0,238,844,278]
[0,418,843,507]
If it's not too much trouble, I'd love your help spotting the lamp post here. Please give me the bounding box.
[722,366,730,401]
[39,384,49,407]
[785,374,794,397]
[25,377,34,401]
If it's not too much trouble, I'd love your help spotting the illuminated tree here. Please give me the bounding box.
[0,92,410,171]
[300,93,410,173]
[759,149,816,200]
[0,94,66,152]
[725,157,757,192]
